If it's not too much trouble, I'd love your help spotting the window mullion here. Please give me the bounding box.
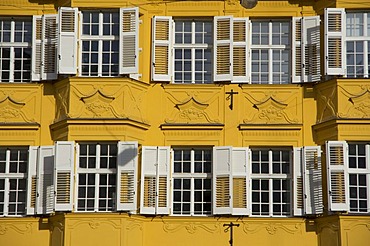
[269,178,273,217]
[364,41,369,78]
[94,173,99,212]
[4,178,9,216]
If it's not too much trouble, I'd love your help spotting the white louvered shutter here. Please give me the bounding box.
[32,15,42,81]
[42,14,58,80]
[140,146,157,214]
[58,7,78,74]
[232,147,249,215]
[156,147,170,214]
[292,17,302,83]
[36,146,55,214]
[293,147,304,216]
[214,16,233,82]
[54,141,75,211]
[213,146,232,214]
[303,16,321,82]
[303,146,323,215]
[116,141,138,212]
[26,146,38,215]
[326,141,349,212]
[232,18,248,83]
[120,8,139,74]
[324,8,346,75]
[152,16,172,82]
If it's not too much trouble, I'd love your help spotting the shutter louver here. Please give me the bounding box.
[152,16,172,82]
[214,16,233,82]
[32,16,42,81]
[54,141,75,211]
[326,141,349,212]
[140,146,158,214]
[324,8,346,75]
[213,146,232,214]
[292,17,302,83]
[58,7,78,74]
[36,146,55,214]
[26,146,38,215]
[156,147,170,214]
[116,141,138,212]
[42,15,58,80]
[303,16,321,82]
[120,8,139,74]
[232,147,249,215]
[293,147,304,216]
[232,18,248,83]
[303,146,323,214]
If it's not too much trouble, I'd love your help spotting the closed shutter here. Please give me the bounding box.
[32,15,42,81]
[42,14,58,80]
[36,146,55,215]
[140,146,157,214]
[120,7,139,74]
[324,8,346,75]
[326,141,349,212]
[292,17,302,83]
[156,147,170,214]
[58,7,78,74]
[26,146,38,215]
[54,141,75,211]
[303,16,321,82]
[293,147,304,216]
[303,146,323,214]
[213,146,232,214]
[116,141,138,212]
[214,16,233,82]
[232,147,249,215]
[152,16,172,82]
[232,18,248,83]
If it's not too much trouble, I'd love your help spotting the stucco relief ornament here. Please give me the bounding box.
[0,225,8,235]
[88,221,100,229]
[0,96,34,123]
[165,97,219,124]
[80,90,120,118]
[339,86,370,118]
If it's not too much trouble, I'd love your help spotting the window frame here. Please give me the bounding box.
[171,147,212,216]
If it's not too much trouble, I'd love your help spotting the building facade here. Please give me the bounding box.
[0,0,370,245]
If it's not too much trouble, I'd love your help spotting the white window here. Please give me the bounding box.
[81,11,120,77]
[76,143,117,212]
[251,20,291,84]
[172,148,212,215]
[0,19,32,82]
[173,20,213,84]
[250,149,292,216]
[0,147,28,216]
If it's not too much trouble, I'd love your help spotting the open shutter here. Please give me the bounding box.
[292,17,302,83]
[324,8,346,76]
[232,18,248,83]
[232,147,249,215]
[293,147,304,216]
[303,16,321,82]
[26,146,38,215]
[140,146,157,214]
[120,7,139,74]
[326,141,349,212]
[156,147,170,214]
[303,146,323,214]
[214,16,233,82]
[36,146,55,214]
[54,141,74,211]
[116,141,138,212]
[213,146,232,214]
[32,15,42,81]
[152,16,172,82]
[42,14,58,80]
[58,7,78,74]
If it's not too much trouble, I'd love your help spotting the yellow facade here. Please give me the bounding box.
[1,0,370,245]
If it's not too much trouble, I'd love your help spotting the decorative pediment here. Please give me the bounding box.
[0,96,34,123]
[244,96,298,124]
[80,90,119,118]
[165,97,219,124]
